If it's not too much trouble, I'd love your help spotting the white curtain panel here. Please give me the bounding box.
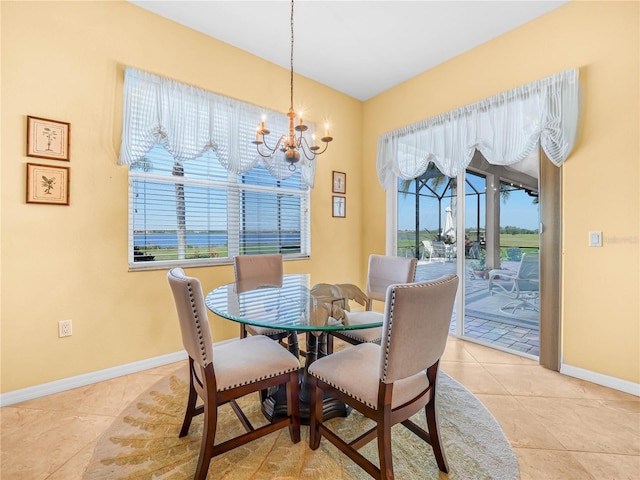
[118,68,316,188]
[376,69,580,189]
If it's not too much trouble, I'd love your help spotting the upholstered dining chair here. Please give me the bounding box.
[233,254,289,342]
[308,274,459,480]
[167,268,301,480]
[330,254,417,346]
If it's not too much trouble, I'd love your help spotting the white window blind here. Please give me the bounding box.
[129,144,310,269]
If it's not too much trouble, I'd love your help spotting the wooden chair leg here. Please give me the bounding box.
[425,398,448,473]
[309,376,322,450]
[425,363,448,473]
[180,359,198,438]
[377,417,394,479]
[194,404,217,480]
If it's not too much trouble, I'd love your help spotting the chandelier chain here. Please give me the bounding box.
[289,0,295,111]
[251,0,333,170]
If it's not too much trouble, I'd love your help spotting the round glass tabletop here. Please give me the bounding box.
[205,274,382,332]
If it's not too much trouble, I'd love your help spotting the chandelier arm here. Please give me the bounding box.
[275,134,287,152]
[304,135,331,156]
[256,134,286,158]
[263,133,285,154]
[297,136,319,161]
[312,141,331,156]
[255,145,272,159]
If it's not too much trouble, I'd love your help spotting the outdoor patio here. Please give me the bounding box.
[414,259,540,357]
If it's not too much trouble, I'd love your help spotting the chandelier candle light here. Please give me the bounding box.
[252,0,333,171]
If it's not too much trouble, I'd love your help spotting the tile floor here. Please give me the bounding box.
[1,338,639,480]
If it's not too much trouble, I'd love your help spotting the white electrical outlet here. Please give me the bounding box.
[58,320,72,337]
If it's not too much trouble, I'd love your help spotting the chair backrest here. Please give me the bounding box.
[234,254,283,292]
[167,268,213,368]
[517,252,539,291]
[366,254,417,302]
[469,241,481,259]
[379,274,459,384]
[422,240,434,255]
[432,241,447,257]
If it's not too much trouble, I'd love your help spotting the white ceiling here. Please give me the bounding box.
[129,1,568,101]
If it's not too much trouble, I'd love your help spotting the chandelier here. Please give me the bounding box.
[252,0,333,171]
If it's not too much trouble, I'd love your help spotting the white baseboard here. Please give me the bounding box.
[4,351,638,407]
[560,363,640,397]
[0,350,188,407]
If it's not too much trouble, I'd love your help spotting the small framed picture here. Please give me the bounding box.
[332,196,346,218]
[26,163,70,205]
[26,116,70,161]
[332,171,346,194]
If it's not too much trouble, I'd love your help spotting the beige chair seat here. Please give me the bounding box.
[309,343,429,409]
[338,311,384,344]
[214,335,300,391]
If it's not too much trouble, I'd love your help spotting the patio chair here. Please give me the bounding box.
[431,241,447,262]
[488,252,539,313]
[468,241,481,259]
[421,240,434,261]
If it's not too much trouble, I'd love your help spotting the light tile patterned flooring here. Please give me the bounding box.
[1,338,638,479]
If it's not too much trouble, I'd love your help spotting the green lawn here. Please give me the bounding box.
[134,244,295,262]
[498,234,539,248]
[397,232,539,258]
[135,245,228,261]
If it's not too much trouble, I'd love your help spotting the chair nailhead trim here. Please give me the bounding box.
[186,280,208,365]
[341,331,382,343]
[381,275,455,382]
[381,289,396,381]
[311,372,377,409]
[219,366,299,392]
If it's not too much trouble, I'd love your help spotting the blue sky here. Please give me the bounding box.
[398,178,539,232]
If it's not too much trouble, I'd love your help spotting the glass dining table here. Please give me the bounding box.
[205,274,382,423]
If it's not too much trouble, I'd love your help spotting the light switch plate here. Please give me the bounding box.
[589,231,602,247]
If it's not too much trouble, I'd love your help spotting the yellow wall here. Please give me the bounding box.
[1,0,638,394]
[0,1,363,392]
[363,1,639,383]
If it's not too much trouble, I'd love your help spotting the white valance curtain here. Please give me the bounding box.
[118,68,316,187]
[376,69,580,189]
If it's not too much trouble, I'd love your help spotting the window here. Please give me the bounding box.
[129,144,310,269]
[119,68,316,270]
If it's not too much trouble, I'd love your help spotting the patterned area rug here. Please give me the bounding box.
[83,367,519,479]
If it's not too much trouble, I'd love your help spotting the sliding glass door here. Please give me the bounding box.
[396,154,540,358]
[462,167,540,357]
